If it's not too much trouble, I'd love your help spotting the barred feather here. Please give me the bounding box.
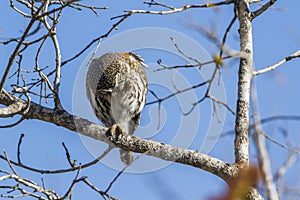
[86,52,148,165]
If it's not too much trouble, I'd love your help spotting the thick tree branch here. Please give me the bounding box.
[0,100,25,118]
[0,90,236,183]
[234,0,253,166]
[0,90,29,118]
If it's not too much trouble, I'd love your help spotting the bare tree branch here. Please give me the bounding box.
[0,89,29,118]
[250,127,300,154]
[251,0,277,19]
[260,115,300,124]
[2,1,297,199]
[82,178,118,200]
[253,50,300,76]
[234,0,253,166]
[40,1,64,109]
[275,128,297,196]
[124,0,234,16]
[0,2,46,92]
[251,79,279,200]
[0,90,235,183]
[0,164,60,199]
[146,80,209,105]
[207,94,235,115]
[0,133,113,174]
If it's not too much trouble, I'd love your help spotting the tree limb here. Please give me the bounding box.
[0,2,47,92]
[234,0,253,166]
[253,50,300,76]
[251,0,277,20]
[251,80,279,200]
[0,90,236,183]
[124,0,234,16]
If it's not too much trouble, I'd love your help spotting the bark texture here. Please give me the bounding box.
[234,0,253,166]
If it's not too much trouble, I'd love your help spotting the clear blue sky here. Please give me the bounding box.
[1,1,300,199]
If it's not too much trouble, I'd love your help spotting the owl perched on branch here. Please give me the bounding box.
[86,52,148,165]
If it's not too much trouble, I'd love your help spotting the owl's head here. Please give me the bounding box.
[120,52,148,69]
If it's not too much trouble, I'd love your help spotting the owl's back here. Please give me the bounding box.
[86,52,148,135]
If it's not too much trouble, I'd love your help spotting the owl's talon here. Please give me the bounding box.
[108,124,123,140]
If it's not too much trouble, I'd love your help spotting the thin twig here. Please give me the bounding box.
[72,2,108,16]
[251,79,279,200]
[61,167,82,199]
[61,12,132,66]
[0,116,25,128]
[124,0,234,16]
[253,50,300,76]
[274,128,296,181]
[207,94,235,115]
[17,133,25,164]
[0,173,59,199]
[261,115,300,124]
[146,80,209,105]
[219,14,237,57]
[251,0,277,19]
[144,0,175,10]
[10,0,32,18]
[0,2,46,92]
[41,2,63,109]
[0,146,113,174]
[3,151,19,176]
[170,37,202,66]
[62,142,76,167]
[82,178,118,200]
[182,67,218,116]
[104,154,145,194]
[36,0,78,19]
[250,126,300,154]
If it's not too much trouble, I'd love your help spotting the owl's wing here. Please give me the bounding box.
[93,88,116,126]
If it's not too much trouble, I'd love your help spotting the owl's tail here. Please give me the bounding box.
[119,149,134,166]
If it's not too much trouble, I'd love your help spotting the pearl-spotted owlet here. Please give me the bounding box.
[86,52,148,165]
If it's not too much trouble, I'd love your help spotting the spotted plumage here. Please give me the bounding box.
[86,52,148,165]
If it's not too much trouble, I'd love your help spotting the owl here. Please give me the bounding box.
[86,52,148,165]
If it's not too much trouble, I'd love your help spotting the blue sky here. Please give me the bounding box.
[1,1,300,199]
